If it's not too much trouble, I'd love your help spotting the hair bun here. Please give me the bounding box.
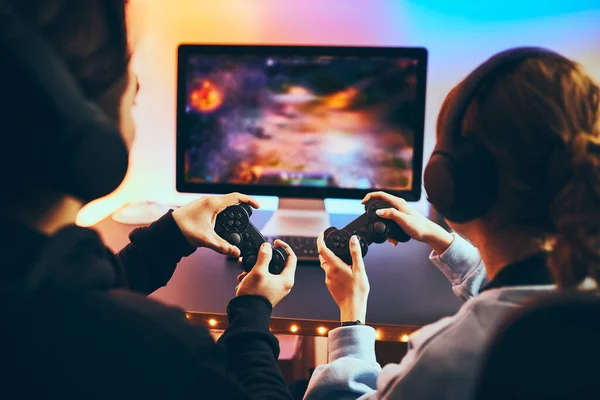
[569,134,600,165]
[564,134,600,199]
[549,134,600,286]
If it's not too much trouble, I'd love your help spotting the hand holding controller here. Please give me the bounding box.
[214,203,289,274]
[324,198,410,264]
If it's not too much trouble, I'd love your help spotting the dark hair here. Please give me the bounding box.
[9,0,130,101]
[439,54,600,288]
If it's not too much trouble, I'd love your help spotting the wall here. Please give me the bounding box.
[77,0,600,226]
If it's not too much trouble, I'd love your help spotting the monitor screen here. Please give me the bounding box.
[176,45,427,201]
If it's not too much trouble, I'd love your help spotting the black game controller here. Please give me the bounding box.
[215,203,289,274]
[324,199,410,264]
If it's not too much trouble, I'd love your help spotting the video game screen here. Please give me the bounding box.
[179,52,423,191]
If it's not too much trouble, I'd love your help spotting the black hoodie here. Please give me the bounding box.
[0,211,292,400]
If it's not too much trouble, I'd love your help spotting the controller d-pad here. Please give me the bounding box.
[367,200,386,216]
[227,232,242,246]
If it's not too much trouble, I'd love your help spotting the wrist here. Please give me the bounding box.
[226,295,272,332]
[236,288,277,307]
[339,303,367,323]
[170,209,196,247]
[341,320,364,326]
[424,226,454,255]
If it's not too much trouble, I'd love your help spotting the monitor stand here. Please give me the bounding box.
[260,198,331,238]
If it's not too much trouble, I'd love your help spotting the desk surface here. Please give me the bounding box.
[95,211,462,326]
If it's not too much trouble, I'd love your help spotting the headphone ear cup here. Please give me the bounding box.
[425,138,498,223]
[424,152,459,217]
[47,112,129,202]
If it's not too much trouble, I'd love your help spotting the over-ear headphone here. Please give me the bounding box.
[423,46,565,223]
[0,6,129,202]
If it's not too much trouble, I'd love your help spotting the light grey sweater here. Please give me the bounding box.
[304,233,555,400]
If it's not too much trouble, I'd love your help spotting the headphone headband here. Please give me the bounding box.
[442,47,565,147]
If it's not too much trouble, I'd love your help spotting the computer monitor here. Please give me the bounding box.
[176,44,427,237]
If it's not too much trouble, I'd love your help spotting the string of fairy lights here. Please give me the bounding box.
[186,312,418,343]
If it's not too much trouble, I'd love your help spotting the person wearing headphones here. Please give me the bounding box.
[0,1,296,399]
[304,47,600,399]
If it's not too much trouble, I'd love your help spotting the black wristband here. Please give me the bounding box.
[341,320,364,327]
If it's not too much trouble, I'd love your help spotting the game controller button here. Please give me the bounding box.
[227,233,242,246]
[333,242,340,248]
[340,243,347,248]
[227,220,235,226]
[228,212,235,219]
[333,235,340,241]
[236,212,244,219]
[235,221,242,227]
[270,264,283,274]
[373,221,387,235]
[245,255,258,268]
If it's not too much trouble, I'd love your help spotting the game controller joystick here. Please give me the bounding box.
[324,198,410,264]
[215,204,289,274]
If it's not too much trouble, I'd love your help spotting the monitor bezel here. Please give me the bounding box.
[176,44,428,201]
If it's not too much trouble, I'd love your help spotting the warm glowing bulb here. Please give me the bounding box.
[208,319,218,327]
[290,325,299,333]
[375,330,381,340]
[317,326,327,335]
[400,334,410,342]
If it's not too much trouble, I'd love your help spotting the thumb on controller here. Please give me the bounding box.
[376,208,411,231]
[349,236,366,273]
[253,243,273,274]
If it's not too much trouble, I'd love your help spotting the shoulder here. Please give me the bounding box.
[57,288,218,355]
[6,288,240,398]
[382,288,552,398]
[20,288,222,371]
[409,290,530,354]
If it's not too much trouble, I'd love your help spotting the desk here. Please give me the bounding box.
[95,211,462,326]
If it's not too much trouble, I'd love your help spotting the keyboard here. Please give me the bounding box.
[265,236,319,263]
